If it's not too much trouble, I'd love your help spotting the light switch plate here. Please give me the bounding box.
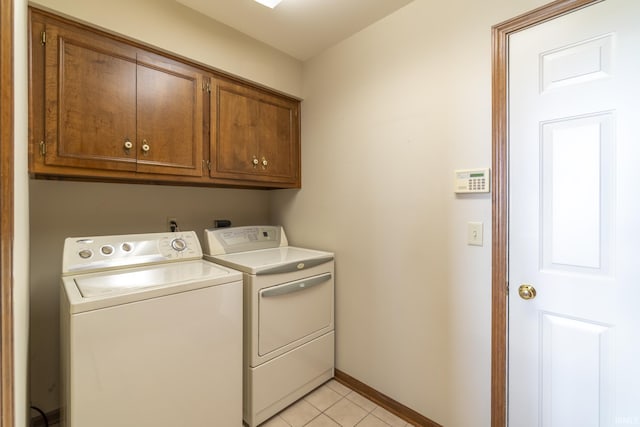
[467,222,483,246]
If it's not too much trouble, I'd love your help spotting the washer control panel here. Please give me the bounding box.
[62,231,202,274]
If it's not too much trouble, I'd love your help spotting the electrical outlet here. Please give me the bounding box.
[167,217,178,232]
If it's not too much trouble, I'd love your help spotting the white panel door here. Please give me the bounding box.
[508,1,640,426]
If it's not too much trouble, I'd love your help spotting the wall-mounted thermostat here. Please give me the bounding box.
[454,168,491,193]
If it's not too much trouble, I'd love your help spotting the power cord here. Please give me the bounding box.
[30,406,49,427]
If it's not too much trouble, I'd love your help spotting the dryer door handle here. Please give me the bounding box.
[256,256,334,275]
[261,273,332,298]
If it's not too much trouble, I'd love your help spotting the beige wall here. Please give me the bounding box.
[271,0,547,425]
[30,0,303,97]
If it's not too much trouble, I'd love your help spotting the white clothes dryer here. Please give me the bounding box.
[203,226,335,427]
[60,231,243,427]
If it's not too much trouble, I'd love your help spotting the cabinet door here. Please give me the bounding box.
[43,22,138,171]
[136,53,204,177]
[210,79,300,186]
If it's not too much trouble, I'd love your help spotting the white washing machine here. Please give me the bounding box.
[60,231,243,427]
[203,226,335,427]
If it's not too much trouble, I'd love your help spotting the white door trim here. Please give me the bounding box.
[490,1,603,426]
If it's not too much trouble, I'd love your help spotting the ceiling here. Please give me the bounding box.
[175,0,415,61]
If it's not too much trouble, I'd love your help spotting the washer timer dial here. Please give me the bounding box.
[171,238,187,252]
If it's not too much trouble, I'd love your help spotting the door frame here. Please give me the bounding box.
[490,0,602,425]
[0,0,14,425]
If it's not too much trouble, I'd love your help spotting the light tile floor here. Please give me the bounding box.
[260,380,415,427]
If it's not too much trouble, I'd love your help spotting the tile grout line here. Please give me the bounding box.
[261,380,407,427]
[303,393,395,427]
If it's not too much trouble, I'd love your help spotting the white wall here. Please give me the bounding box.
[14,0,29,425]
[30,0,303,97]
[271,0,547,425]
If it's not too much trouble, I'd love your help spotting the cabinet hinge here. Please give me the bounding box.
[202,159,211,171]
[203,82,211,93]
[39,140,46,156]
[41,31,46,45]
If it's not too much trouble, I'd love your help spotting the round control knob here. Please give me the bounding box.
[78,249,93,259]
[171,238,187,252]
[101,245,114,256]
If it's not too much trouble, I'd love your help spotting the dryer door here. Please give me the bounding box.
[257,272,333,359]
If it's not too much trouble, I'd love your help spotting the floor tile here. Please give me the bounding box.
[305,413,341,427]
[345,391,377,412]
[324,397,368,426]
[279,399,321,427]
[325,379,352,397]
[304,384,343,412]
[371,406,407,427]
[253,379,417,427]
[354,414,390,427]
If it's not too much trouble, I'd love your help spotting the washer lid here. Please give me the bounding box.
[74,260,239,298]
[205,246,333,275]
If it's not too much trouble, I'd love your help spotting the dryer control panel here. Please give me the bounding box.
[62,231,202,274]
[204,225,289,255]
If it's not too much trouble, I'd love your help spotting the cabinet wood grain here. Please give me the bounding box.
[29,8,300,189]
[211,78,300,186]
[42,19,137,171]
[136,52,203,177]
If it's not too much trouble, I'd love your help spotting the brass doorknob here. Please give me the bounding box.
[518,284,536,300]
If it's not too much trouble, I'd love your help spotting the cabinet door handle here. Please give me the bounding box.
[141,140,150,155]
[261,157,268,168]
[123,139,133,151]
[252,156,259,167]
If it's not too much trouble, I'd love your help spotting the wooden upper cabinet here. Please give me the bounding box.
[135,53,203,177]
[31,10,204,178]
[29,8,300,189]
[210,79,300,187]
[41,20,138,172]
